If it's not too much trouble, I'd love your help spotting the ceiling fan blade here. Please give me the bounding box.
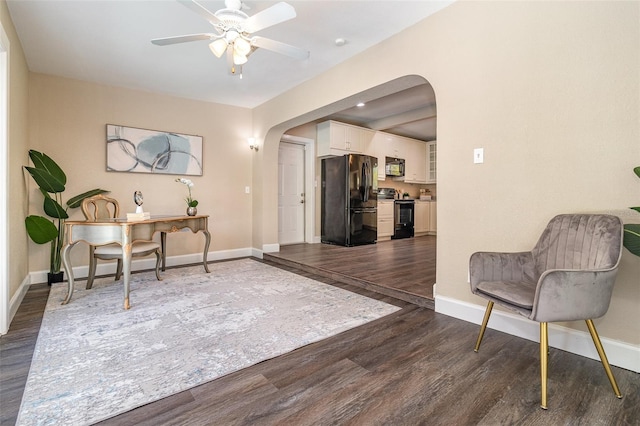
[177,0,223,29]
[151,33,216,46]
[251,36,309,60]
[243,2,296,34]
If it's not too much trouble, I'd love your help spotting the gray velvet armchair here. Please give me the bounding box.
[469,214,624,409]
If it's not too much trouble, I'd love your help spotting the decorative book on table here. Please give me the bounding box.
[126,212,151,221]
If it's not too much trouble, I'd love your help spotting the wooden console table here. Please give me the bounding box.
[61,215,210,309]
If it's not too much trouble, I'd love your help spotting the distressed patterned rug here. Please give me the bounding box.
[17,258,400,425]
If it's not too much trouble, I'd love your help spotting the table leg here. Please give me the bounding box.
[122,239,133,310]
[160,231,167,272]
[61,242,78,305]
[202,230,211,273]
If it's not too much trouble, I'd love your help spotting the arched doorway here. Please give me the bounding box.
[267,75,438,304]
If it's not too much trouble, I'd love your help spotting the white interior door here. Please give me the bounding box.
[278,142,305,245]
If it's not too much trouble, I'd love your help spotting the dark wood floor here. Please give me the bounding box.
[265,236,437,309]
[2,255,639,425]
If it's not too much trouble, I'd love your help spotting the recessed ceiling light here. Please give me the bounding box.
[335,38,347,47]
[356,102,365,107]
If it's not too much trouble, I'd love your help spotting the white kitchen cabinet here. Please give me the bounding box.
[317,120,374,157]
[370,132,387,181]
[428,201,437,234]
[404,140,427,183]
[377,200,394,239]
[372,132,406,159]
[370,132,425,182]
[426,141,437,183]
[387,133,407,159]
[414,201,430,235]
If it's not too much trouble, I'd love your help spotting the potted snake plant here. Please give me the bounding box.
[24,149,108,284]
[623,166,640,257]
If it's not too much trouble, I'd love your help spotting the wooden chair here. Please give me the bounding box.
[81,194,162,289]
[470,214,624,409]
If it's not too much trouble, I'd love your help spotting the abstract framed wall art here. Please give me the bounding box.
[106,124,203,176]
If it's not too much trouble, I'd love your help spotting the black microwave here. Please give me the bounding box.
[385,157,405,178]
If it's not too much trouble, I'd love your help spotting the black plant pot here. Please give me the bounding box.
[47,271,64,286]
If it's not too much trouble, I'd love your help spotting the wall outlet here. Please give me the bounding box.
[474,148,484,164]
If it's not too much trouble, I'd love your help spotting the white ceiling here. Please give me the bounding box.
[7,0,450,140]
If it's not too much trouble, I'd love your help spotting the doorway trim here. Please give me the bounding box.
[280,134,315,244]
[0,22,10,334]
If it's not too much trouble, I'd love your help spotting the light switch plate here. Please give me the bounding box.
[245,186,250,194]
[474,148,484,164]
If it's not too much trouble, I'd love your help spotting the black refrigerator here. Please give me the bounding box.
[321,154,378,246]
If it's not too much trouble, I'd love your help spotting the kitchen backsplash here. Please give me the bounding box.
[387,183,436,199]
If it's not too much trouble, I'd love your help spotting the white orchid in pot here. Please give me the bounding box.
[176,177,198,215]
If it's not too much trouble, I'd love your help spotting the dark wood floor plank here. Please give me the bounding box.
[216,359,372,425]
[264,236,436,308]
[0,284,50,426]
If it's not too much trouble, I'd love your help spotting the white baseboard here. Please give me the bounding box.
[4,275,31,334]
[262,243,280,254]
[435,295,640,373]
[28,247,255,285]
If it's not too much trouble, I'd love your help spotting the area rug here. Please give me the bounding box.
[17,258,400,425]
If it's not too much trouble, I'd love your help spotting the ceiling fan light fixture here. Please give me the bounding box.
[209,38,228,58]
[233,51,248,65]
[234,37,251,56]
[155,0,307,76]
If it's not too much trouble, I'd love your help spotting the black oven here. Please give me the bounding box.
[392,200,414,239]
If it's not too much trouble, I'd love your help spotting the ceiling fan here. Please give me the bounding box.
[152,0,309,76]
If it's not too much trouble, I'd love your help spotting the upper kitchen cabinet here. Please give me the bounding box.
[404,139,427,183]
[317,120,375,157]
[370,132,388,180]
[426,141,437,183]
[384,133,407,159]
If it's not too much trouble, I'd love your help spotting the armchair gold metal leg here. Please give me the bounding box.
[585,319,622,399]
[540,322,548,410]
[474,301,494,352]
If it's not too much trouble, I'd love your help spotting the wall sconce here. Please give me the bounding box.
[248,138,259,151]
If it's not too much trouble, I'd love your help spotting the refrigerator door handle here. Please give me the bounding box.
[361,161,370,202]
[352,208,377,214]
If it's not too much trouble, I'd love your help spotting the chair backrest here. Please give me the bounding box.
[81,194,120,221]
[531,214,623,275]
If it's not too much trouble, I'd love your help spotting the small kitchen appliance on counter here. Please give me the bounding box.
[377,187,396,200]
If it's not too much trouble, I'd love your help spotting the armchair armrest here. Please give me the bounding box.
[530,268,619,322]
[469,251,535,293]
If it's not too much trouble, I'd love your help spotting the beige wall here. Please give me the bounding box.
[1,0,30,304]
[252,1,640,344]
[7,1,639,348]
[27,74,254,271]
